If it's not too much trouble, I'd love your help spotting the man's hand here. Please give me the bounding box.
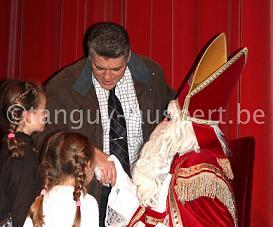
[94,147,116,186]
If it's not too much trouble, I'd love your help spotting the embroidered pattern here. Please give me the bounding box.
[174,171,237,226]
[189,48,248,97]
[127,207,145,227]
[177,163,230,185]
[145,215,165,225]
[105,206,125,226]
[217,158,234,180]
[169,175,183,227]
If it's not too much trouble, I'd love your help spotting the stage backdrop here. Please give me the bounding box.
[0,0,272,226]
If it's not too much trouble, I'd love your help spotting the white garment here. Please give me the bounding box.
[23,185,99,227]
[105,155,139,227]
[153,174,172,213]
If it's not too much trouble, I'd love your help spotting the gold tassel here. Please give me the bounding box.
[174,171,237,226]
[217,158,234,180]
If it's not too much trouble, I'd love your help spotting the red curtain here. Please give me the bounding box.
[0,0,272,225]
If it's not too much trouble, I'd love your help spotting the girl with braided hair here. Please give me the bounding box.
[0,80,46,227]
[24,131,99,227]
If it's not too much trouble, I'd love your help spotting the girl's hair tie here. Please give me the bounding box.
[7,132,15,140]
[76,201,81,207]
[40,189,47,196]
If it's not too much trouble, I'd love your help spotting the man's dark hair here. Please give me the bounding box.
[87,22,130,59]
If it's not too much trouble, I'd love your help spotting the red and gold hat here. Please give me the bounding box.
[178,33,248,125]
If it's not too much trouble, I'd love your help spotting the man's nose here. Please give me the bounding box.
[103,70,113,79]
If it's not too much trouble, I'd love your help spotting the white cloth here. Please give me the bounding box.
[92,66,143,166]
[153,174,172,213]
[105,155,139,227]
[23,185,99,227]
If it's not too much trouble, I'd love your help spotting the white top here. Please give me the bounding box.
[92,66,143,166]
[23,185,99,227]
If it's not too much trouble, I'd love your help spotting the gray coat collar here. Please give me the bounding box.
[73,52,151,96]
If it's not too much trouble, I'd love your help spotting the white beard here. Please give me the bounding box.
[132,100,200,208]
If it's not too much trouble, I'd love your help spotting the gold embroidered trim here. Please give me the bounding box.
[128,207,145,227]
[183,115,219,126]
[217,158,234,180]
[169,175,183,227]
[177,163,226,180]
[190,48,248,97]
[174,172,237,226]
[145,215,164,225]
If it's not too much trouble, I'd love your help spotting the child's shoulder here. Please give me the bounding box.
[81,193,99,226]
[83,193,98,205]
[82,193,98,212]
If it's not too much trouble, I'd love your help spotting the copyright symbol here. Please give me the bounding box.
[7,104,26,125]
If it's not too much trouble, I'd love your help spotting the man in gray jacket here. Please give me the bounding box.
[43,22,175,226]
